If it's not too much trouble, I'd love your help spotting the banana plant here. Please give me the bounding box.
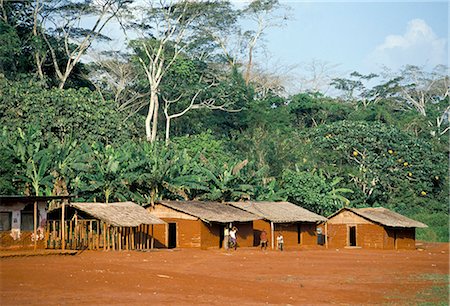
[11,127,53,196]
[196,159,265,202]
[327,176,354,207]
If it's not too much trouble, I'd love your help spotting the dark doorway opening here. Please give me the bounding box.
[349,226,356,246]
[219,224,225,248]
[297,224,301,244]
[168,223,177,249]
[393,229,397,250]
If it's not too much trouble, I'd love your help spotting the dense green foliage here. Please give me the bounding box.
[0,0,448,241]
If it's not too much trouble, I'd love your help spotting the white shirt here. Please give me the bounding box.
[230,230,237,239]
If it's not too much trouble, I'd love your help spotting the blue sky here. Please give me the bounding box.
[254,1,448,76]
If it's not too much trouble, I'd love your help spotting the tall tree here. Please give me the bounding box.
[127,0,238,142]
[241,0,288,85]
[38,0,131,89]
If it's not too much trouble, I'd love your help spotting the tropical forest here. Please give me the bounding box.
[1,0,448,242]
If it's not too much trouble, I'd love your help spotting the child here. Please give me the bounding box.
[229,226,238,250]
[277,232,284,251]
[260,230,268,250]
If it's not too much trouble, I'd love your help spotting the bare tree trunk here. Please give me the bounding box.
[58,73,70,89]
[146,91,157,141]
[245,46,253,85]
[34,54,45,81]
[32,0,45,82]
[151,95,159,143]
[165,116,171,145]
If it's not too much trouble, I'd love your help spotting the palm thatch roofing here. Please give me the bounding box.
[154,200,260,223]
[226,201,327,223]
[329,207,428,228]
[50,202,165,227]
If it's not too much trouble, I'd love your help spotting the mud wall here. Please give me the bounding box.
[157,218,201,248]
[385,227,416,250]
[254,220,319,248]
[395,228,416,250]
[300,223,318,246]
[274,223,299,247]
[327,224,348,248]
[152,223,167,248]
[356,224,386,249]
[0,231,45,250]
[327,223,416,250]
[236,222,254,248]
[253,219,271,246]
[200,223,221,249]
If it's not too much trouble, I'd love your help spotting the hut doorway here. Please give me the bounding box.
[297,224,301,244]
[348,226,357,246]
[219,224,225,248]
[393,229,398,250]
[168,223,177,249]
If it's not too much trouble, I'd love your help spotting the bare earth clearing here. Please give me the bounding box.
[1,243,448,305]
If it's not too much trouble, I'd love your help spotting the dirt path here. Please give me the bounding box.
[1,243,448,305]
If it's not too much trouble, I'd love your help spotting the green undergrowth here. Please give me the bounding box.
[413,213,449,242]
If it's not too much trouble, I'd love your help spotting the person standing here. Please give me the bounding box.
[260,230,268,250]
[229,226,238,250]
[277,232,284,251]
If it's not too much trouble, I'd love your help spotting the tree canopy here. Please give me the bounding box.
[0,0,448,242]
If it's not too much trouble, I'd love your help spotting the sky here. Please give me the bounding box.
[250,1,448,79]
[96,0,448,92]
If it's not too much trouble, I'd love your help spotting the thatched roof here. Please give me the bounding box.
[330,207,428,228]
[154,200,259,223]
[227,201,327,223]
[53,202,165,227]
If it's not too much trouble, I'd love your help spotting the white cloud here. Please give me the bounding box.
[366,19,447,70]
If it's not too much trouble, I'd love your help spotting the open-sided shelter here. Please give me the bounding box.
[0,195,72,250]
[146,200,259,249]
[47,202,165,251]
[227,201,327,249]
[325,207,427,250]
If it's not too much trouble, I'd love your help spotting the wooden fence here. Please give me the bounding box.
[46,220,155,251]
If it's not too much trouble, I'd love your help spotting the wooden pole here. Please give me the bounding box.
[125,228,129,251]
[151,224,154,249]
[270,221,274,250]
[140,225,143,250]
[96,221,100,250]
[325,222,328,249]
[33,201,37,251]
[61,203,65,250]
[45,221,50,249]
[69,220,73,249]
[89,220,93,250]
[118,227,122,251]
[74,213,78,249]
[103,222,107,251]
[52,221,56,248]
[146,225,150,249]
[112,227,115,251]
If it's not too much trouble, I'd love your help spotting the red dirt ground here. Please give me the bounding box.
[1,243,448,305]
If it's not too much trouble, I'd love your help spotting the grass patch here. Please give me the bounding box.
[414,274,449,305]
[412,213,449,242]
[384,274,449,305]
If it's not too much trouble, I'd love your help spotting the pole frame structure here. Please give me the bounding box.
[33,201,38,251]
[270,221,274,250]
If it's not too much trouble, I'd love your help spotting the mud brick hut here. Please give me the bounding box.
[325,207,427,250]
[227,201,327,249]
[146,200,259,249]
[0,195,72,251]
[47,202,165,251]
